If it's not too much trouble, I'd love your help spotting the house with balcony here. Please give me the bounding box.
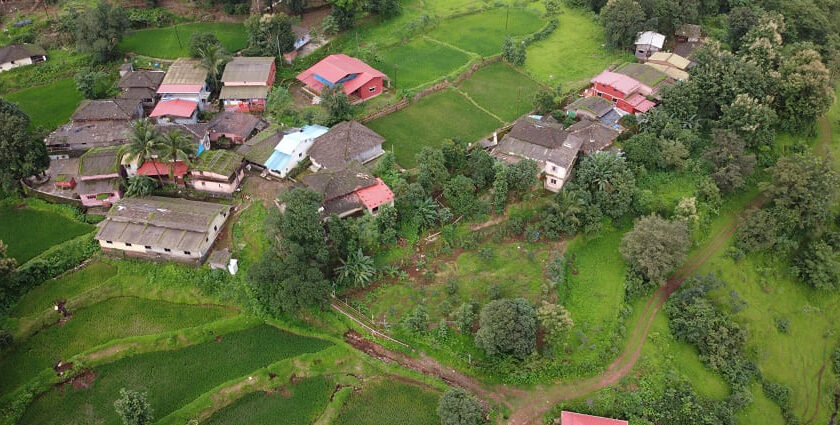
[187,149,246,195]
[76,146,123,207]
[219,57,275,113]
[157,58,210,111]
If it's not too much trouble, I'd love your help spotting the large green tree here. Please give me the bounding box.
[703,129,756,193]
[443,175,478,218]
[620,214,690,285]
[74,1,129,64]
[764,153,839,231]
[475,298,537,359]
[600,0,645,50]
[777,48,835,131]
[0,100,48,194]
[573,151,636,219]
[320,84,353,126]
[244,13,296,56]
[436,388,487,425]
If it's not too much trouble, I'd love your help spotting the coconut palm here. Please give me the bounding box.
[197,43,230,92]
[122,119,163,184]
[157,129,196,181]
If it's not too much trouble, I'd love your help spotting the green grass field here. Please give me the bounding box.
[9,262,117,318]
[0,297,234,396]
[524,6,631,89]
[5,77,83,130]
[366,88,500,168]
[380,38,470,89]
[119,23,248,59]
[205,377,334,425]
[458,61,542,122]
[334,379,440,425]
[0,202,93,263]
[428,7,545,57]
[19,325,332,425]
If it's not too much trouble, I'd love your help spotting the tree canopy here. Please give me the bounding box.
[620,214,690,285]
[437,388,487,425]
[475,298,537,359]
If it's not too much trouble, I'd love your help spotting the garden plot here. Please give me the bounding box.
[6,77,83,130]
[428,7,545,57]
[334,379,440,425]
[204,377,334,425]
[119,23,247,59]
[19,325,332,425]
[524,6,631,88]
[0,297,234,396]
[457,61,543,122]
[366,88,501,168]
[0,200,93,263]
[379,38,470,90]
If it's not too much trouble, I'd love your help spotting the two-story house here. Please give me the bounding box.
[219,57,276,113]
[157,58,210,111]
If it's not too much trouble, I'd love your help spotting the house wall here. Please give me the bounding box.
[593,82,627,101]
[355,77,383,101]
[615,98,637,114]
[222,98,267,113]
[160,84,210,111]
[354,145,385,164]
[635,44,660,60]
[80,190,121,207]
[188,168,245,195]
[97,209,229,264]
[155,112,198,125]
[276,137,317,178]
[0,56,35,72]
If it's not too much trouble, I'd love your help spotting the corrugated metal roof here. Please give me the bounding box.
[219,85,270,100]
[220,57,274,83]
[161,58,208,85]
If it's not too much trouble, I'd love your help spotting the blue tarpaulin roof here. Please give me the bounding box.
[264,151,291,171]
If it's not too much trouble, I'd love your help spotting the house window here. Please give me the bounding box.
[125,243,132,247]
[299,153,302,157]
[214,225,217,231]
[184,251,191,255]
[144,245,152,249]
[105,240,113,244]
[551,165,557,172]
[164,248,171,252]
[368,86,376,92]
[201,181,206,186]
[550,178,557,184]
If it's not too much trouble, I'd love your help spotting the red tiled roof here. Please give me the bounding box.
[297,54,388,95]
[137,160,189,178]
[150,99,198,118]
[355,177,394,210]
[591,71,650,96]
[625,93,656,112]
[560,411,628,425]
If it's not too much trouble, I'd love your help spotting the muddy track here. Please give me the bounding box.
[341,194,764,424]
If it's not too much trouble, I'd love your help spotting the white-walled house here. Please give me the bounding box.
[264,124,328,178]
[157,58,211,111]
[0,44,46,72]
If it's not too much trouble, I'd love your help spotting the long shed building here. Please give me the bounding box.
[96,196,231,264]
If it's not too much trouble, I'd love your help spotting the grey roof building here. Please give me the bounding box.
[0,43,46,72]
[302,161,395,218]
[96,196,232,264]
[71,99,144,122]
[46,120,133,154]
[308,121,385,170]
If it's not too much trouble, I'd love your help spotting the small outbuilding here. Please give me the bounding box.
[634,31,665,60]
[0,43,46,72]
[187,149,246,195]
[208,111,265,145]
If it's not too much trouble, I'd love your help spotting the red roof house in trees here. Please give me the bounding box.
[297,54,390,103]
[560,411,628,425]
[588,71,656,114]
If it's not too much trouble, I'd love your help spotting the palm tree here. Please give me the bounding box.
[122,119,163,184]
[550,190,584,232]
[157,129,196,182]
[125,175,157,197]
[197,43,230,92]
[335,249,377,287]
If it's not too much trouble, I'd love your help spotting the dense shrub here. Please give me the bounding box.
[475,298,537,359]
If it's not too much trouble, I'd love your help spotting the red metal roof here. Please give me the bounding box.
[297,54,388,95]
[560,411,628,425]
[137,160,189,178]
[355,178,394,210]
[591,71,650,96]
[157,84,204,94]
[625,93,656,112]
[150,99,198,118]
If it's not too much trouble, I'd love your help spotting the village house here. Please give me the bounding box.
[675,24,702,43]
[0,43,46,72]
[493,115,618,192]
[117,69,165,109]
[207,111,265,145]
[302,161,395,218]
[560,411,628,425]
[76,146,123,208]
[150,99,199,125]
[297,54,390,103]
[634,31,665,60]
[588,70,657,115]
[219,56,275,113]
[95,196,232,264]
[308,120,386,171]
[45,99,143,155]
[263,124,328,178]
[121,123,209,176]
[236,125,284,170]
[565,96,621,127]
[137,160,189,185]
[187,149,246,195]
[644,51,691,81]
[157,58,210,111]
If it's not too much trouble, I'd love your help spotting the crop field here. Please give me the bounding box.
[366,88,501,168]
[362,241,550,323]
[428,7,545,57]
[119,23,248,59]
[458,61,543,122]
[334,379,440,425]
[0,297,234,396]
[10,262,117,317]
[379,38,470,89]
[524,6,631,88]
[204,377,334,425]
[6,77,83,130]
[19,325,332,425]
[0,201,93,263]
